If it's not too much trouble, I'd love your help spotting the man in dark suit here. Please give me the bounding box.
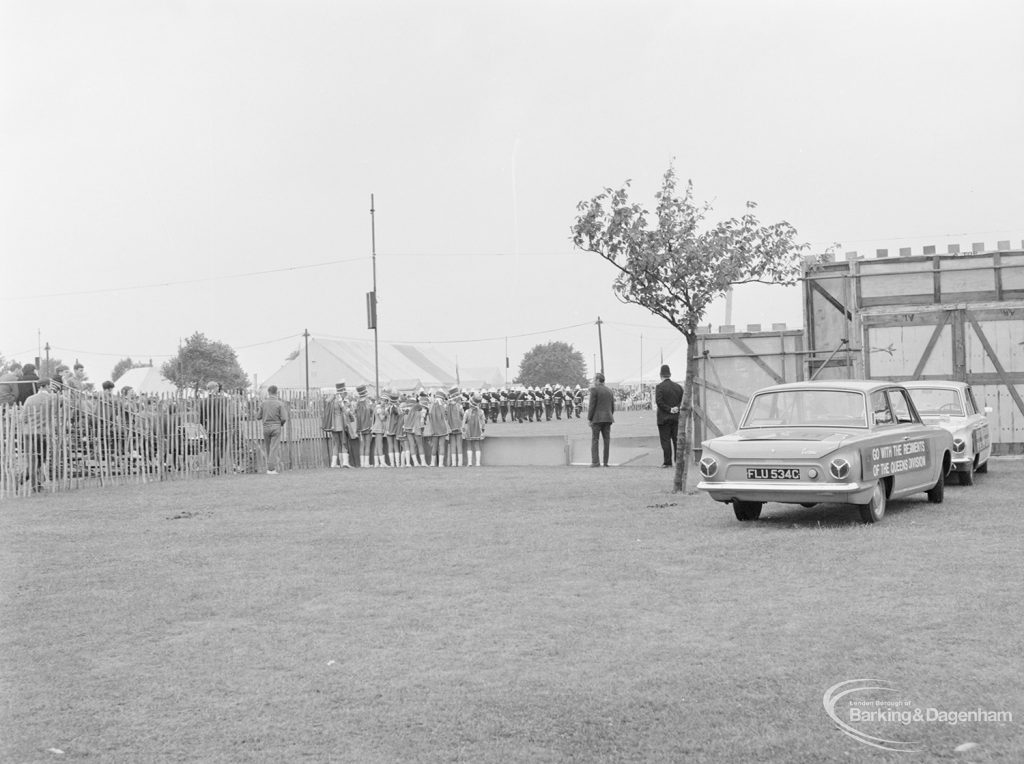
[587,372,615,467]
[655,364,684,468]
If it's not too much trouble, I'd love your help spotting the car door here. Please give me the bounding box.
[964,386,992,465]
[884,388,936,494]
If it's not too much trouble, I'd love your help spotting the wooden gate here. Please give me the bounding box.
[803,258,863,380]
[805,247,1024,454]
[862,303,1024,453]
[693,326,804,442]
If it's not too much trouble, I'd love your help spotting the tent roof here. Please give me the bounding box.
[614,345,688,387]
[458,366,505,390]
[261,338,458,392]
[113,365,178,394]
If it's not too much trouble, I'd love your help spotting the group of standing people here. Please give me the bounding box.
[321,382,487,470]
[586,364,684,469]
[479,384,589,424]
[0,362,89,407]
[257,382,490,475]
[256,368,686,475]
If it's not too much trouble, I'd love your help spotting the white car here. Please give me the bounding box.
[696,380,954,524]
[902,381,992,486]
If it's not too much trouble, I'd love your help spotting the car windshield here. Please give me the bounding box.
[742,389,867,428]
[907,387,964,417]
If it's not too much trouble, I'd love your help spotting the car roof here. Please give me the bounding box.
[751,380,899,394]
[901,380,969,390]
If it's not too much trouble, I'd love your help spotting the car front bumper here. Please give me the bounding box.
[696,480,875,505]
[951,454,974,472]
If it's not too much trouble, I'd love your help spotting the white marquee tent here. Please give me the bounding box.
[112,365,178,395]
[261,337,462,393]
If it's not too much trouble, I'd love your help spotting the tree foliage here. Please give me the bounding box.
[111,357,147,382]
[572,164,806,491]
[515,342,589,388]
[160,332,250,393]
[0,353,21,373]
[37,356,65,379]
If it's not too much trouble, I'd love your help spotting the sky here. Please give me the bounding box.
[2,0,1022,388]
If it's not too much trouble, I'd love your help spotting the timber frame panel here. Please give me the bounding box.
[693,328,804,444]
[804,250,1024,453]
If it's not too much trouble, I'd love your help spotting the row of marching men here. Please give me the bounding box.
[322,382,487,468]
[477,384,587,423]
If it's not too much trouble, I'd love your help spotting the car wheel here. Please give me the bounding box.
[858,481,886,524]
[927,473,945,503]
[958,466,975,486]
[800,502,818,508]
[976,459,988,474]
[733,501,763,521]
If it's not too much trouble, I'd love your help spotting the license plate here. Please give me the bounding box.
[747,467,800,480]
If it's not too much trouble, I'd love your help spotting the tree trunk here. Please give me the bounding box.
[672,330,698,493]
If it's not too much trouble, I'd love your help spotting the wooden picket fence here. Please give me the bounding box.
[0,386,333,500]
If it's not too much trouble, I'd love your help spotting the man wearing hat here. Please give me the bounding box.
[552,384,565,420]
[655,364,684,468]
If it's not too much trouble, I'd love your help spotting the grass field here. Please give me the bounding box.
[1,457,1021,762]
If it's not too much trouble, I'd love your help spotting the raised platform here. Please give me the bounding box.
[476,433,668,467]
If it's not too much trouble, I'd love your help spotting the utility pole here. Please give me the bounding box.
[369,193,380,396]
[504,337,509,386]
[303,329,310,398]
[44,342,51,375]
[595,316,605,376]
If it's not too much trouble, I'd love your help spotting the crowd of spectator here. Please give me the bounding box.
[0,364,255,493]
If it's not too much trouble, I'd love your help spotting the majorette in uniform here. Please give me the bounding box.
[462,393,486,466]
[445,385,464,466]
[384,389,402,467]
[354,384,373,468]
[423,389,451,466]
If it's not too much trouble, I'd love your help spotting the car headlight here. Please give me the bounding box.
[952,438,966,454]
[699,456,718,478]
[829,458,850,480]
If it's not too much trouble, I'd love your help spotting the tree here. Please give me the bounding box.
[515,341,589,388]
[572,165,806,491]
[0,353,21,373]
[111,356,147,382]
[37,356,65,379]
[161,332,250,393]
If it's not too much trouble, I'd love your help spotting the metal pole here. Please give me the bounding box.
[596,316,605,376]
[809,338,850,381]
[370,193,379,395]
[303,329,310,398]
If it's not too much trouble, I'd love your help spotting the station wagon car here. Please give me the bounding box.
[902,380,992,486]
[696,380,954,524]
